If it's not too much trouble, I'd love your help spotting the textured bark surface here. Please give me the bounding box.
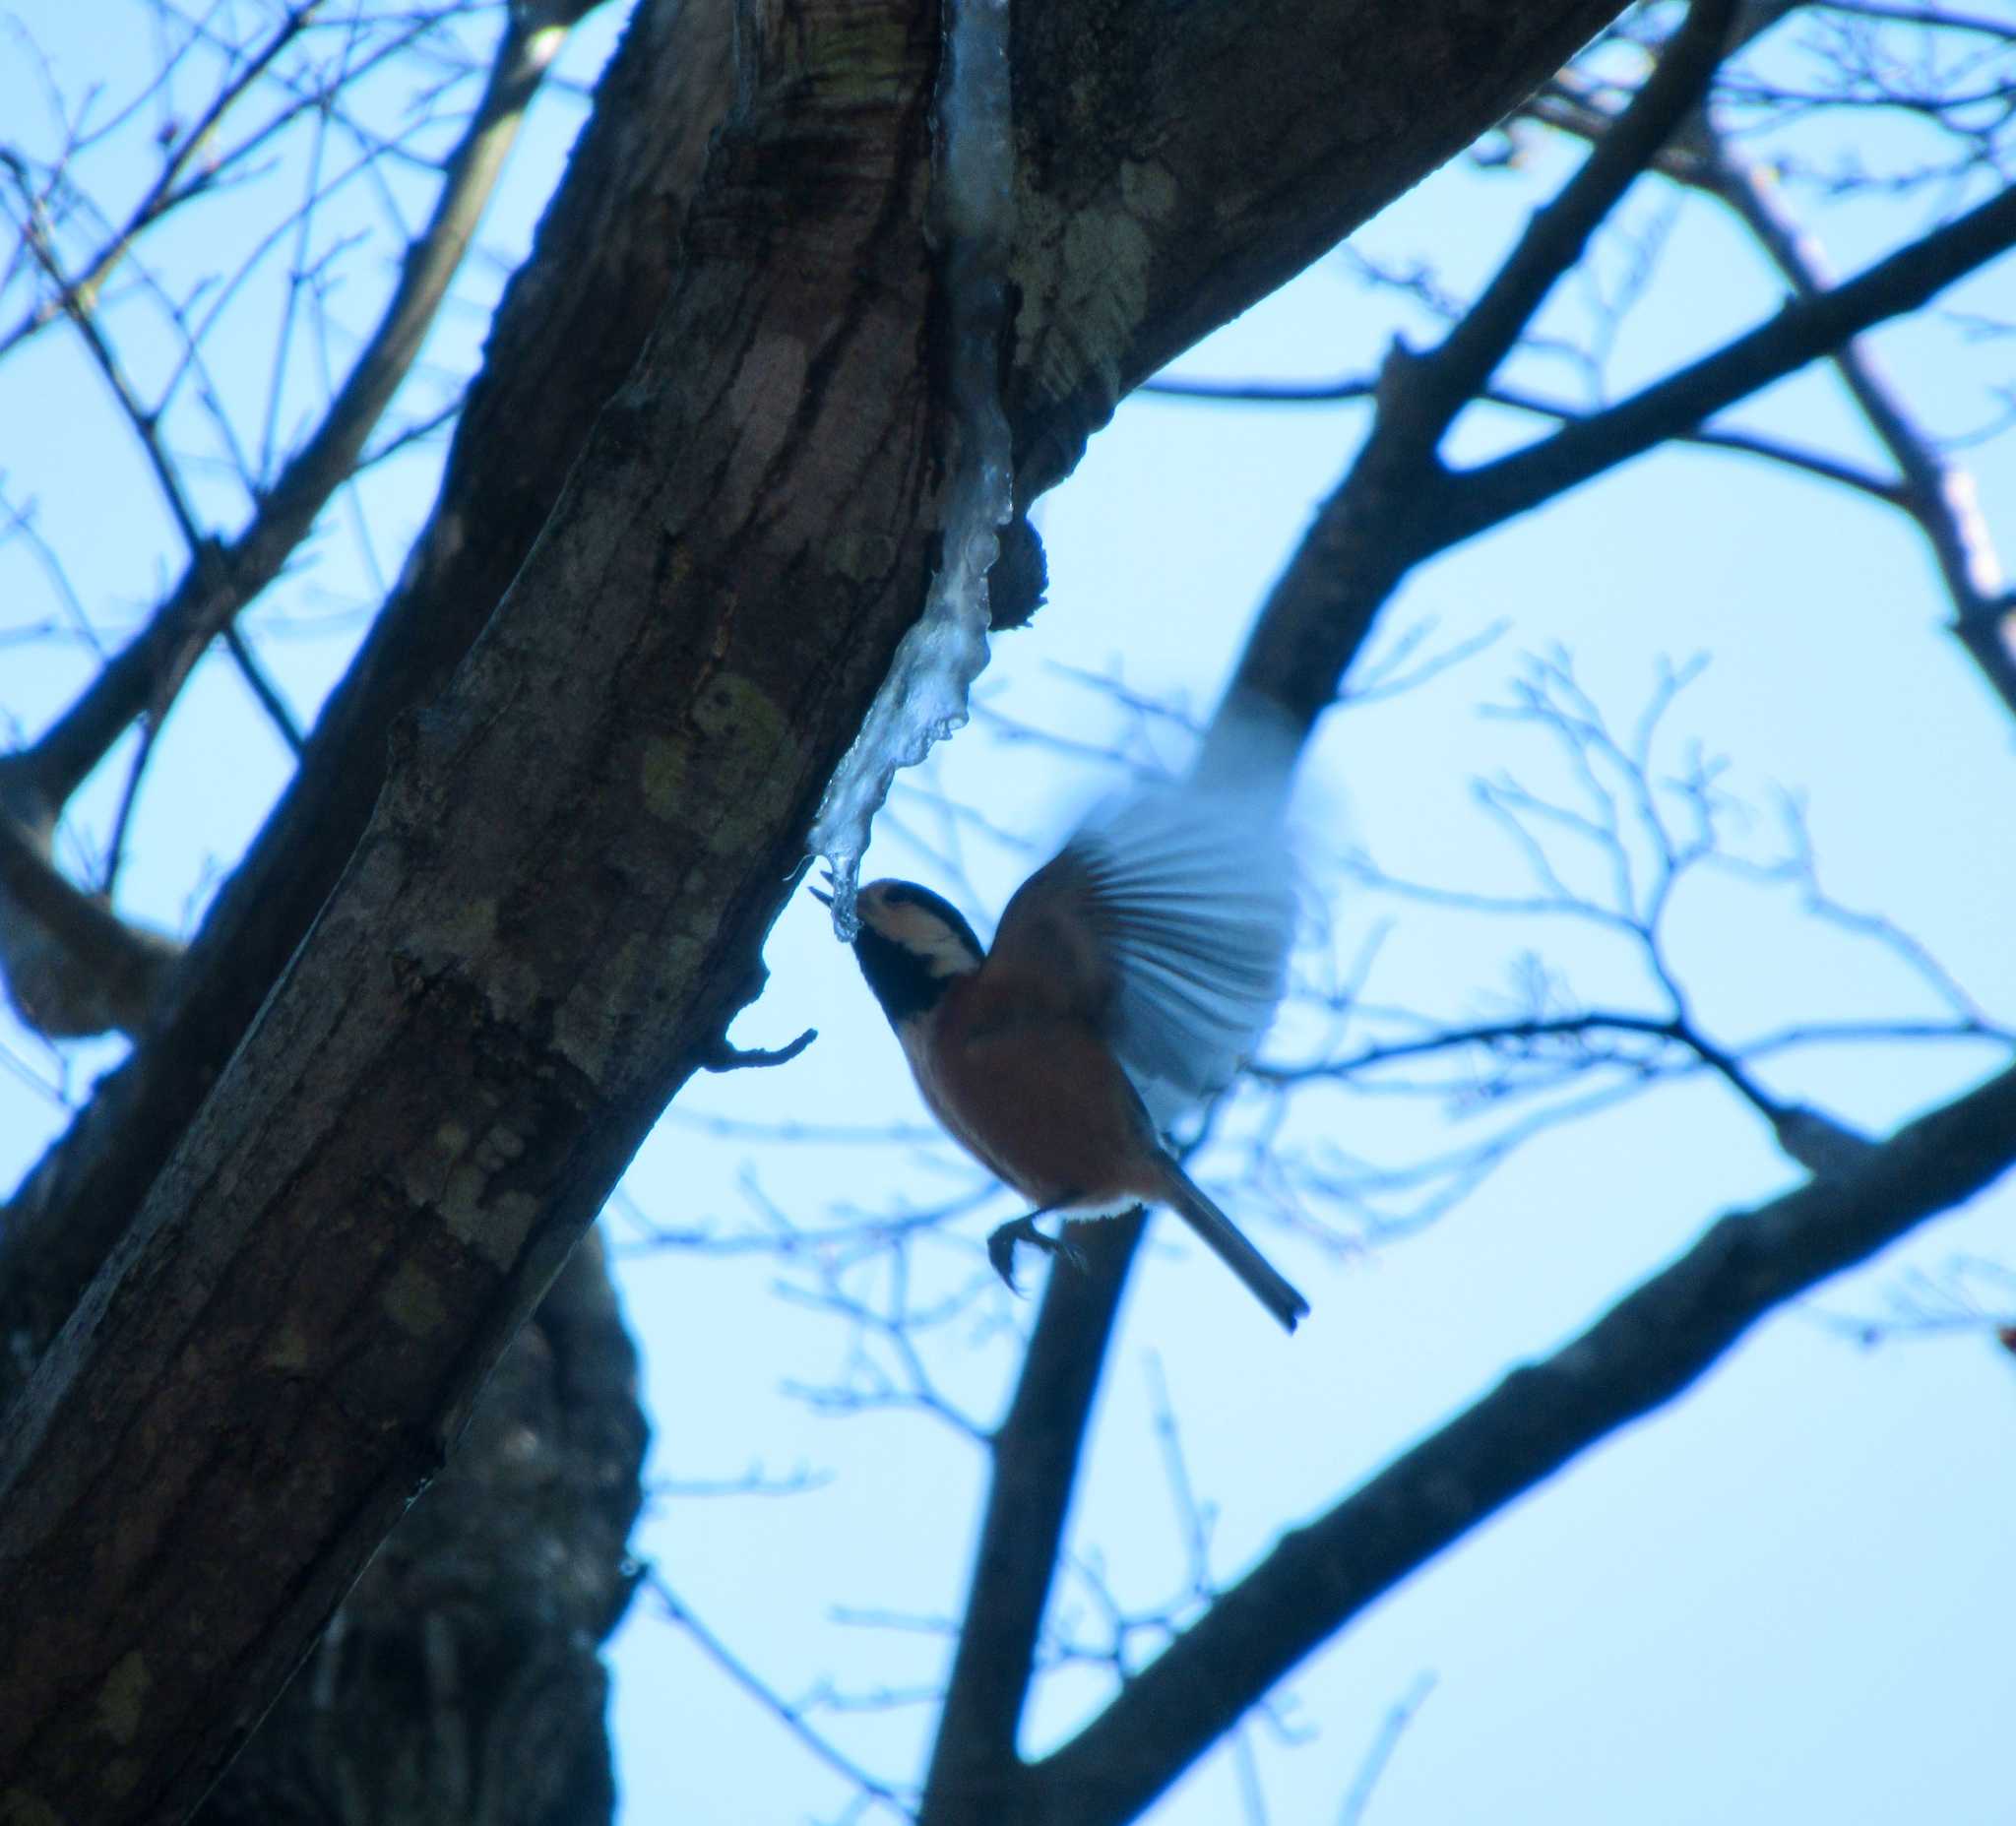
[1007,0,1629,497]
[0,0,1638,1819]
[1,10,728,1810]
[196,1235,647,1826]
[0,1,944,1814]
[0,0,739,1376]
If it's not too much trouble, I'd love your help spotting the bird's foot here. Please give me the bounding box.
[987,1213,1087,1293]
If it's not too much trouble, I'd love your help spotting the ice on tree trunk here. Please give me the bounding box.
[806,0,1013,935]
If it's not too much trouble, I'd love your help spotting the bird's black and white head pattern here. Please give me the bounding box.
[850,879,985,1021]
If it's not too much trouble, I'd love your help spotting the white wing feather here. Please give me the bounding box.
[1062,756,1297,1129]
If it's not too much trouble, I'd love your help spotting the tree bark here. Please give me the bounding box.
[0,0,739,1374]
[195,1234,647,1826]
[1007,0,1631,501]
[0,1,944,1813]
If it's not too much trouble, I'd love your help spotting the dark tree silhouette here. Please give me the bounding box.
[1,1,2011,1821]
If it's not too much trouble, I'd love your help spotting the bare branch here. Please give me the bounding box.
[1813,4,2015,39]
[1230,0,1741,730]
[1336,1674,1437,1826]
[1438,179,2016,549]
[701,1026,820,1072]
[1425,0,1740,416]
[643,1571,916,1822]
[1031,1061,2016,1824]
[1531,69,2016,714]
[1698,133,2016,713]
[11,5,574,811]
[0,3,325,358]
[1142,370,1907,503]
[917,1217,1145,1826]
[0,808,181,1039]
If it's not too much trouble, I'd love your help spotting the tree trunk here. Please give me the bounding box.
[197,1236,647,1826]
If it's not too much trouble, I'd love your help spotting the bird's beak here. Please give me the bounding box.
[807,883,834,908]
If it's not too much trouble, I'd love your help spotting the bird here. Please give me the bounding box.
[815,748,1310,1332]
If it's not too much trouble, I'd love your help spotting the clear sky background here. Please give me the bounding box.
[2,5,2013,1823]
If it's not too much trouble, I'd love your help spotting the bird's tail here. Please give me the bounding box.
[1151,1156,1310,1333]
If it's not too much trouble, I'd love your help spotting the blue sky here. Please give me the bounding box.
[2,5,2013,1822]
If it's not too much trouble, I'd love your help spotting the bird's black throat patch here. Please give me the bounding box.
[853,924,958,1022]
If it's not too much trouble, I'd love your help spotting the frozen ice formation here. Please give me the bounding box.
[806,0,1014,935]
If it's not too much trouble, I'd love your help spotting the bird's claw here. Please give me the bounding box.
[987,1214,1087,1293]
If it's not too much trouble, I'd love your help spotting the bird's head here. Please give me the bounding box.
[824,878,984,1022]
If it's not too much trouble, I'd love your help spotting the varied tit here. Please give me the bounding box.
[816,766,1310,1333]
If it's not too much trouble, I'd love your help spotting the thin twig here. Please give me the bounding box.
[1337,1675,1437,1826]
[643,1570,914,1820]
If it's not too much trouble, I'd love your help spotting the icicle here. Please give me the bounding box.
[805,0,1014,935]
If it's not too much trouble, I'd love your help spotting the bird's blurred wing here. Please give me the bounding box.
[992,763,1297,1125]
